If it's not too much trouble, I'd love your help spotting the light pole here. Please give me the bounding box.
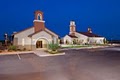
[4,33,8,47]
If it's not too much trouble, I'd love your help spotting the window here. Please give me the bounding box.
[38,15,41,20]
[37,14,42,20]
[66,40,69,44]
[22,38,25,46]
[73,39,77,44]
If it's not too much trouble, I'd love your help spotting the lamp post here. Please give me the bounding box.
[4,33,8,47]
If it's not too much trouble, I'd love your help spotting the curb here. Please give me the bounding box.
[0,46,112,56]
[0,51,34,55]
[35,52,66,57]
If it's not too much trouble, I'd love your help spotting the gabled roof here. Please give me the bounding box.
[13,26,59,37]
[28,28,58,37]
[13,26,33,35]
[68,35,78,38]
[77,32,103,37]
[45,28,58,37]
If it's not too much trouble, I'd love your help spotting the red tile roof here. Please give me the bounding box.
[68,35,78,38]
[77,32,103,37]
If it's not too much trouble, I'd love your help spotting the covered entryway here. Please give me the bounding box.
[36,38,48,49]
[36,41,43,48]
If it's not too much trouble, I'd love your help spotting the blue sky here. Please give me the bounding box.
[0,0,120,40]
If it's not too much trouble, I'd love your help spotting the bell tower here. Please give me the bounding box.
[33,10,45,32]
[69,21,76,36]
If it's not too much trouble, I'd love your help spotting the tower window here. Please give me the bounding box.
[37,14,42,20]
[38,15,41,20]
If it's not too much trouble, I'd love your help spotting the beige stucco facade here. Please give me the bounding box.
[13,28,59,50]
[88,37,105,44]
[63,32,105,45]
[63,35,78,44]
[63,21,105,45]
[75,32,88,44]
[75,32,105,44]
[14,27,34,47]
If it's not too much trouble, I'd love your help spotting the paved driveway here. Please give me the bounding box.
[0,47,120,80]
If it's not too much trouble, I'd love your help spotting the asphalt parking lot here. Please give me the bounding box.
[0,46,120,80]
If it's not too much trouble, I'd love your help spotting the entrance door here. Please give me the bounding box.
[36,41,43,48]
[39,41,42,48]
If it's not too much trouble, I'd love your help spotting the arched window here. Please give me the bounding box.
[38,15,41,20]
[66,40,69,44]
[37,14,42,20]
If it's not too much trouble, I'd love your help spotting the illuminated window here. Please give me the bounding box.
[38,15,41,20]
[37,14,42,20]
[22,38,25,46]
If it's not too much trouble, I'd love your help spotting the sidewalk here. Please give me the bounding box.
[0,45,112,56]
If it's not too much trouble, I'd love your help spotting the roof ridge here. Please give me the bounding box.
[28,29,57,37]
[13,26,33,35]
[77,31,103,37]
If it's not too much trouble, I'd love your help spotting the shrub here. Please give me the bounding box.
[8,45,17,51]
[23,48,26,51]
[0,50,2,53]
[48,43,59,51]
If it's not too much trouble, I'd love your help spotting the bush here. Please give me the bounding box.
[48,43,59,51]
[23,48,26,51]
[0,50,2,53]
[8,45,17,51]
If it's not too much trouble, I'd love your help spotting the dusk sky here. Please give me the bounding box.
[0,0,120,40]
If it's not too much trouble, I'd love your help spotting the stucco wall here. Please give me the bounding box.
[63,35,72,44]
[31,31,58,50]
[14,28,59,50]
[31,31,53,45]
[89,37,105,44]
[45,28,58,38]
[14,27,34,46]
[75,32,88,44]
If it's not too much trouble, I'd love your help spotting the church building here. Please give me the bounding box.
[63,21,105,45]
[13,10,59,50]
